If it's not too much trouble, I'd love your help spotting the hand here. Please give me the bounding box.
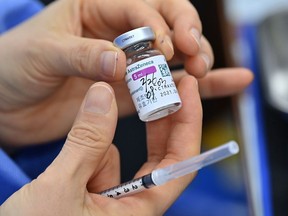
[0,0,252,146]
[140,0,253,96]
[95,0,253,115]
[0,76,202,216]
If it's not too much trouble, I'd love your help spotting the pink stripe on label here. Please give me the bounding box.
[132,66,156,80]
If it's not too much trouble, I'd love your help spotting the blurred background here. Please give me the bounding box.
[37,0,288,215]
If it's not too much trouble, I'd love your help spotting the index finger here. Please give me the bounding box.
[124,0,178,60]
[82,0,175,60]
[145,0,203,56]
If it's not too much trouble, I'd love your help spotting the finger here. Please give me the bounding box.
[171,67,254,98]
[184,35,214,77]
[144,76,202,169]
[145,115,172,164]
[161,76,202,161]
[48,82,118,184]
[83,0,174,60]
[161,35,214,78]
[127,2,175,60]
[198,68,254,98]
[45,36,126,82]
[146,0,202,56]
[87,144,121,193]
[133,76,202,214]
[111,80,135,117]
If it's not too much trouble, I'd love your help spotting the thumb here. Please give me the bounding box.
[52,36,126,81]
[50,82,118,183]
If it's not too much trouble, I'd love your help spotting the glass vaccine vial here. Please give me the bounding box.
[114,26,182,122]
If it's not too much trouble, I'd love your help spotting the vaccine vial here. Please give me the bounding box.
[114,26,182,122]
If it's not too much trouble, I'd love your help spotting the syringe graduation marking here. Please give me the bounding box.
[100,174,155,198]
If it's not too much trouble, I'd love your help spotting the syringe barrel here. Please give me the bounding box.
[151,141,239,186]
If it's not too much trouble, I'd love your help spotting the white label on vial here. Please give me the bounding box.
[126,55,181,120]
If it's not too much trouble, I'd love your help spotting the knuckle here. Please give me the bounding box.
[69,43,95,77]
[67,123,108,152]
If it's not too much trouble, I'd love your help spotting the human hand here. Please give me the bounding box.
[0,76,202,216]
[140,0,254,95]
[0,0,252,146]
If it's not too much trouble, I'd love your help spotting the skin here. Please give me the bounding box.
[0,77,202,216]
[0,0,253,146]
[0,0,253,214]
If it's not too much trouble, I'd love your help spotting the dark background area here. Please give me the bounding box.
[262,102,288,215]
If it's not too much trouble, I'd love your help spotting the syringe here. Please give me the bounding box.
[99,140,239,199]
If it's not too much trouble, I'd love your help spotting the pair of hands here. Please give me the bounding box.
[0,0,252,146]
[0,0,253,215]
[0,77,202,216]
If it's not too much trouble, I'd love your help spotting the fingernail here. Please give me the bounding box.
[164,35,174,54]
[158,34,174,60]
[84,84,113,114]
[100,51,118,78]
[190,28,201,48]
[200,53,211,71]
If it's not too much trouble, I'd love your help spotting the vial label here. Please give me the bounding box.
[126,55,181,121]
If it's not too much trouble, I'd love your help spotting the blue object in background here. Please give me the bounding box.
[0,0,57,205]
[0,139,64,204]
[234,24,273,216]
[0,149,31,204]
[0,0,43,33]
[165,161,249,216]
